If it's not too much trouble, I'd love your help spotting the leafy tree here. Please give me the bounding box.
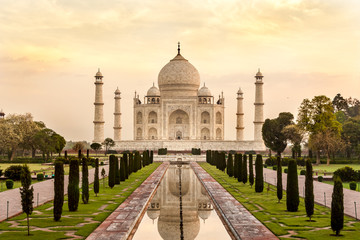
[262,112,294,157]
[331,175,344,236]
[54,160,64,221]
[20,165,33,236]
[255,154,263,193]
[249,154,254,187]
[332,93,348,113]
[282,124,304,158]
[81,158,89,204]
[305,159,314,221]
[68,159,79,211]
[108,155,116,188]
[276,156,282,203]
[342,119,360,158]
[226,153,234,177]
[102,138,115,155]
[94,158,99,196]
[90,143,102,156]
[286,159,299,212]
[242,154,247,184]
[72,142,85,152]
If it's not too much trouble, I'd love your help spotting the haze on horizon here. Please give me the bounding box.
[1,0,359,142]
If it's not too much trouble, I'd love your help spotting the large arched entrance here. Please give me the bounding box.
[168,109,190,140]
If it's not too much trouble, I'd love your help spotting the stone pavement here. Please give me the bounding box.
[191,162,278,240]
[86,162,169,240]
[0,165,108,222]
[263,168,360,219]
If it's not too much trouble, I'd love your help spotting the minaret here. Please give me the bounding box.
[254,69,264,141]
[236,88,244,141]
[93,69,105,143]
[113,87,121,141]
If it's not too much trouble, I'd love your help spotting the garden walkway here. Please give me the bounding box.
[0,165,109,222]
[263,168,360,219]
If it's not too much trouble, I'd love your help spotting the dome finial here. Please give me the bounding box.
[177,42,180,55]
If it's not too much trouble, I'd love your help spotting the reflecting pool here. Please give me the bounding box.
[133,164,232,240]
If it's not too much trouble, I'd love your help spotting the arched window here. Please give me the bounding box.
[216,128,222,140]
[148,111,157,124]
[136,128,142,139]
[151,98,155,103]
[216,112,222,124]
[148,128,157,140]
[201,128,210,140]
[137,112,143,124]
[201,111,210,124]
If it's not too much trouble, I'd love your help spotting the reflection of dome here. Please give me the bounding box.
[158,213,200,240]
[147,84,160,96]
[158,49,200,97]
[168,167,190,197]
[147,209,160,220]
[198,84,212,96]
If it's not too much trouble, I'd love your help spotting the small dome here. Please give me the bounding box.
[147,84,160,96]
[198,84,212,96]
[255,68,263,77]
[95,68,103,77]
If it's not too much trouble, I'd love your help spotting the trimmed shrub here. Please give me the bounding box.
[54,160,64,221]
[115,156,120,185]
[120,157,126,182]
[237,154,243,182]
[191,148,201,155]
[349,182,357,190]
[20,165,33,236]
[305,159,314,221]
[331,175,344,236]
[227,153,234,177]
[4,165,25,180]
[272,166,277,171]
[124,154,129,179]
[284,168,288,174]
[318,176,323,182]
[277,156,282,203]
[334,166,357,182]
[37,173,44,181]
[81,158,89,204]
[255,154,263,193]
[94,158,99,197]
[263,164,267,168]
[158,148,167,155]
[300,170,306,175]
[265,156,276,166]
[233,154,238,179]
[249,154,254,187]
[6,179,14,189]
[281,158,289,166]
[286,159,299,212]
[242,154,247,184]
[68,159,79,211]
[108,155,116,188]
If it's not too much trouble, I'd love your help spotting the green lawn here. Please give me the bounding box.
[0,162,161,239]
[200,162,360,240]
[266,164,360,176]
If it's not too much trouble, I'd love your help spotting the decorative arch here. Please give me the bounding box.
[148,111,157,124]
[148,128,157,140]
[201,128,210,140]
[168,109,190,140]
[216,128,222,140]
[216,112,222,124]
[136,112,143,124]
[136,128,142,139]
[201,111,210,124]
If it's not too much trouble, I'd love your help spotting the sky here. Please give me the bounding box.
[1,0,359,142]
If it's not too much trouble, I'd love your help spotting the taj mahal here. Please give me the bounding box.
[92,43,265,151]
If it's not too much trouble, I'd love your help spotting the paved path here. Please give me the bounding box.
[0,165,109,222]
[191,162,278,240]
[263,168,360,219]
[87,162,168,240]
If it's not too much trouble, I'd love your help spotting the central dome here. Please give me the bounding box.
[158,51,200,98]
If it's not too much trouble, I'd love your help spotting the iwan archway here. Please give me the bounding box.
[168,109,190,140]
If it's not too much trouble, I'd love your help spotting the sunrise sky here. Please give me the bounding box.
[1,0,359,141]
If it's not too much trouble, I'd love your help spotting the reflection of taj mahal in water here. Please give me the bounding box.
[133,165,230,240]
[92,43,265,151]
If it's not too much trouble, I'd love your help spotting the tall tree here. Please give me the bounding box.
[68,159,79,211]
[331,175,344,236]
[81,158,89,204]
[255,154,263,193]
[276,156,282,203]
[90,143,102,156]
[120,157,126,181]
[102,138,115,156]
[233,153,238,179]
[262,112,294,157]
[54,160,64,221]
[305,159,314,221]
[20,165,34,236]
[115,156,120,184]
[237,153,243,182]
[108,155,116,188]
[286,160,299,212]
[94,158,99,197]
[227,153,234,177]
[249,154,254,188]
[242,154,247,184]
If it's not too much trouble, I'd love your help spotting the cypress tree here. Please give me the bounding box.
[81,158,89,204]
[124,153,129,179]
[233,153,238,179]
[86,149,89,158]
[331,175,344,236]
[115,156,120,184]
[277,156,283,203]
[237,154,243,182]
[242,154,247,184]
[305,159,314,221]
[68,159,79,211]
[94,158,99,197]
[150,150,154,164]
[249,154,254,187]
[20,165,33,236]
[54,160,64,221]
[78,149,81,159]
[206,150,210,163]
[222,152,227,171]
[255,154,264,193]
[108,155,116,189]
[211,151,215,165]
[129,152,133,174]
[286,159,299,212]
[134,151,140,172]
[64,150,68,159]
[227,153,234,177]
[120,157,126,181]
